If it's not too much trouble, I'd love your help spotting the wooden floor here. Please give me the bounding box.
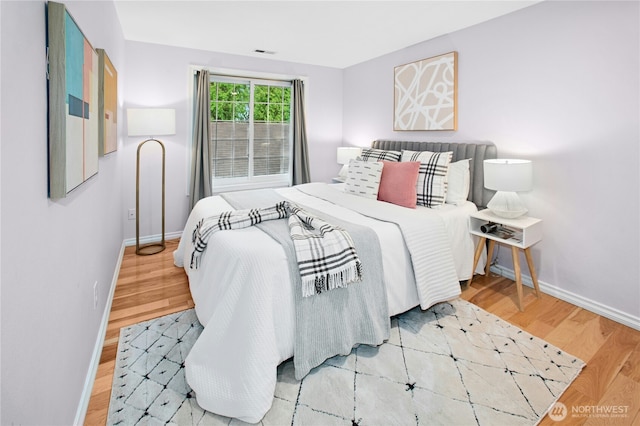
[85,239,640,425]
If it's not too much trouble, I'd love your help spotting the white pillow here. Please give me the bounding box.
[446,159,471,206]
[344,159,383,199]
[401,150,452,207]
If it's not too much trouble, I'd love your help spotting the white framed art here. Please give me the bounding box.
[394,51,458,131]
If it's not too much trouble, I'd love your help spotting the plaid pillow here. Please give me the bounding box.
[344,159,383,199]
[401,150,453,207]
[360,148,401,162]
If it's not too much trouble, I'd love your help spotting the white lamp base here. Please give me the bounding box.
[338,164,349,179]
[487,191,528,218]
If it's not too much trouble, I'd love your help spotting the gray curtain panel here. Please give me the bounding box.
[292,79,311,185]
[189,70,212,210]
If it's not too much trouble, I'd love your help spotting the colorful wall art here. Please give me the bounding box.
[98,48,118,156]
[394,51,458,131]
[47,1,99,198]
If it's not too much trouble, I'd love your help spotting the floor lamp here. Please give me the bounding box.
[127,108,176,255]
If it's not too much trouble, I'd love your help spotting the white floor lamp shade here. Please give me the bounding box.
[484,159,532,218]
[127,108,176,137]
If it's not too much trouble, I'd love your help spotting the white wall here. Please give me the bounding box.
[0,1,125,424]
[123,41,344,240]
[343,1,640,325]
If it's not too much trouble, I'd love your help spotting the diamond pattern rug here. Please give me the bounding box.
[107,299,585,425]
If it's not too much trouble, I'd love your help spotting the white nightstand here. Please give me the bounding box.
[468,209,542,311]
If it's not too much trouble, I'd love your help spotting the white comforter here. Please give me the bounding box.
[173,183,485,423]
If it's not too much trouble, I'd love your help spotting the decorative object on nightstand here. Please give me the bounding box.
[468,209,542,311]
[336,147,362,180]
[127,108,176,255]
[484,159,532,218]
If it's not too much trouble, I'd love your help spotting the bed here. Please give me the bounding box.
[173,140,497,423]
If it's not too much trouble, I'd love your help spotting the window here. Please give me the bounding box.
[209,75,293,190]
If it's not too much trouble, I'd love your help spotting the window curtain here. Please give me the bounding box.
[189,69,212,210]
[292,79,311,185]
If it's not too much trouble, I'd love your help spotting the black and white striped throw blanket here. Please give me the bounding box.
[190,201,362,297]
[218,188,389,380]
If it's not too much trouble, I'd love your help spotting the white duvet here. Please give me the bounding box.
[173,183,485,423]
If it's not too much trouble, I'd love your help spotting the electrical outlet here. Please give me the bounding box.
[128,209,136,220]
[93,281,98,309]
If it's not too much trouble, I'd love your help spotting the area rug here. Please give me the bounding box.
[107,299,585,425]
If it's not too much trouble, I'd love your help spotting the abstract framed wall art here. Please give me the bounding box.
[97,48,118,156]
[47,1,99,198]
[394,51,458,131]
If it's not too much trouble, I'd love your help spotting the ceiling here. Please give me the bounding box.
[114,1,540,69]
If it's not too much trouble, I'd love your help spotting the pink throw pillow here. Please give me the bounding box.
[377,161,420,208]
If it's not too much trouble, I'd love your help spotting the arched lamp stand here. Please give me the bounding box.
[136,138,165,255]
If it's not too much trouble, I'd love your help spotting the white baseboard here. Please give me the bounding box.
[74,241,126,425]
[123,231,183,247]
[491,264,640,331]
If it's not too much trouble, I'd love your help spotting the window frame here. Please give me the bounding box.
[207,74,294,192]
[187,66,307,195]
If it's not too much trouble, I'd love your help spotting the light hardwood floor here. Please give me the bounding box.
[85,239,640,425]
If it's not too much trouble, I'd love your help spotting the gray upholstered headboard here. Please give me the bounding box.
[371,140,497,208]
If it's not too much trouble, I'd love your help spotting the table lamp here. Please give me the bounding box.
[337,147,362,179]
[484,159,532,218]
